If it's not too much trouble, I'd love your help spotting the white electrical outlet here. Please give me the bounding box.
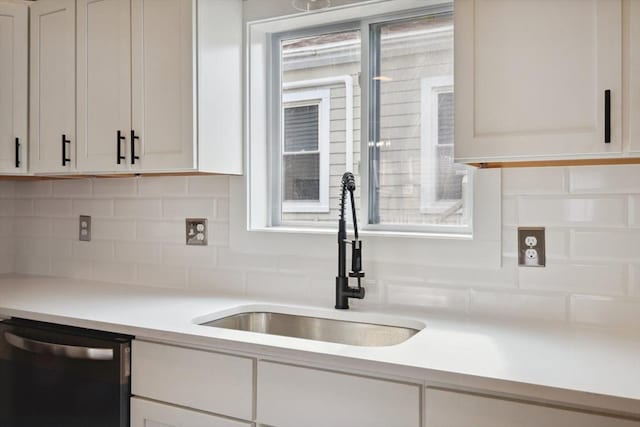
[518,227,545,267]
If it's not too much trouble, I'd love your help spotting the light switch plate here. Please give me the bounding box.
[518,227,545,267]
[79,215,91,242]
[186,218,208,246]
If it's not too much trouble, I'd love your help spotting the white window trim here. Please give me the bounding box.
[281,88,331,213]
[420,75,471,221]
[244,0,501,271]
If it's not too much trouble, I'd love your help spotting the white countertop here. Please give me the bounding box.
[0,274,638,413]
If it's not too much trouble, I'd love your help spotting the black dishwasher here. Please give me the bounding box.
[0,318,132,427]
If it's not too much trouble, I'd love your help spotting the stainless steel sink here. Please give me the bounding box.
[199,312,421,347]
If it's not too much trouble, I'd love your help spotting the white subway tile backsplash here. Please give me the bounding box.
[73,199,114,217]
[571,230,640,262]
[503,167,567,195]
[519,262,628,295]
[162,198,215,219]
[386,282,468,312]
[518,197,627,227]
[34,199,72,217]
[115,242,161,264]
[138,177,187,196]
[92,260,136,284]
[92,178,137,196]
[162,244,216,267]
[3,171,639,329]
[570,295,640,327]
[189,267,246,294]
[72,240,114,261]
[217,248,278,272]
[15,181,52,197]
[14,218,51,237]
[246,270,310,301]
[502,197,518,226]
[51,218,78,239]
[114,199,161,218]
[0,181,15,198]
[136,220,183,243]
[52,179,92,197]
[51,258,93,280]
[92,219,136,241]
[188,176,229,196]
[569,164,640,194]
[470,289,567,322]
[14,199,33,216]
[137,263,187,288]
[15,256,51,276]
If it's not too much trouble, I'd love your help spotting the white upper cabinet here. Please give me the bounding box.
[29,0,242,175]
[30,0,76,173]
[131,0,195,172]
[0,3,27,174]
[76,0,132,172]
[455,0,622,164]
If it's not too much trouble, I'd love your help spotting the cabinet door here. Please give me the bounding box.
[131,398,252,427]
[425,388,640,427]
[627,0,640,154]
[30,0,76,173]
[257,361,421,427]
[131,0,195,172]
[131,340,254,421]
[0,3,28,174]
[455,0,622,163]
[77,0,131,172]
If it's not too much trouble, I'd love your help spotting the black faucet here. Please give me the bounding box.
[335,172,365,310]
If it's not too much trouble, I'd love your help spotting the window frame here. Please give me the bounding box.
[247,0,498,243]
[420,76,472,225]
[281,88,331,213]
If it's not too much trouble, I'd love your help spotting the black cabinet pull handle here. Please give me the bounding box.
[15,137,20,168]
[117,130,126,164]
[604,89,611,144]
[61,134,71,166]
[130,130,140,165]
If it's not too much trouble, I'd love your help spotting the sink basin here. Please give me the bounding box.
[198,311,421,347]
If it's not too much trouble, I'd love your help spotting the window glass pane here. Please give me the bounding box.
[284,153,320,201]
[371,12,470,228]
[280,29,362,220]
[437,92,454,146]
[284,105,319,152]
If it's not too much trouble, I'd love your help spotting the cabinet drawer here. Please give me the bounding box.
[131,397,252,427]
[257,361,420,427]
[425,388,640,427]
[132,340,253,420]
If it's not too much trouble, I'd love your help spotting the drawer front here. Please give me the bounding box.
[425,388,640,427]
[131,397,252,427]
[257,361,421,427]
[132,341,253,420]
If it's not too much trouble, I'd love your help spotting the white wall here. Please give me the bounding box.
[5,165,640,329]
[0,181,14,274]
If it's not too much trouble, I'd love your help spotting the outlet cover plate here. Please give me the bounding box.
[186,218,208,246]
[79,215,91,242]
[518,227,545,267]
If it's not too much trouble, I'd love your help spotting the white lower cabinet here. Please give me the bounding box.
[131,398,253,427]
[425,388,640,427]
[256,361,421,427]
[131,340,254,421]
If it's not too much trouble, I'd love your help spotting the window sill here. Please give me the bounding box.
[249,225,473,241]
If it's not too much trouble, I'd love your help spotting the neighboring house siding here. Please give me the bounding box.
[281,21,462,226]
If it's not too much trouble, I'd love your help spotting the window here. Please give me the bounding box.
[251,3,473,235]
[420,77,471,224]
[282,89,331,213]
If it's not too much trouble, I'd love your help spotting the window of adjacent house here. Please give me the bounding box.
[270,6,471,234]
[282,89,331,213]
